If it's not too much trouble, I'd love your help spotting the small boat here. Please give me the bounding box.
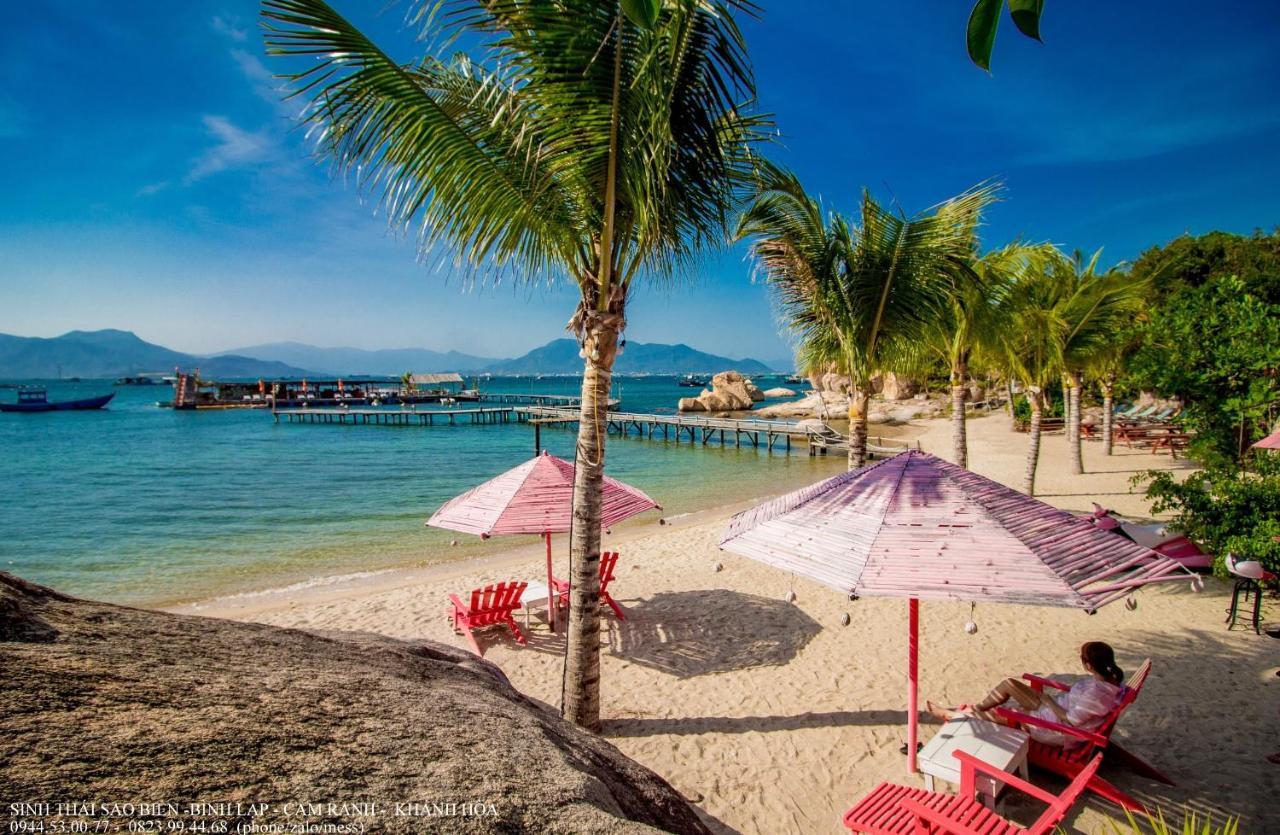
[785,374,804,385]
[678,374,709,388]
[0,387,115,413]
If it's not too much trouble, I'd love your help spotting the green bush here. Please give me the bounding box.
[1011,390,1064,426]
[1137,452,1280,577]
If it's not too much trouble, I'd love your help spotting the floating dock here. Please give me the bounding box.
[274,407,516,426]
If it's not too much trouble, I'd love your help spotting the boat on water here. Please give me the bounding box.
[784,373,804,385]
[678,374,709,388]
[0,387,115,413]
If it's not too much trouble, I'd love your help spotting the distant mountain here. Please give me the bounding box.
[0,330,312,379]
[221,341,496,376]
[484,339,774,376]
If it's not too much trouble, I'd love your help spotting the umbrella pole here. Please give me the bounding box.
[908,597,919,774]
[545,531,556,632]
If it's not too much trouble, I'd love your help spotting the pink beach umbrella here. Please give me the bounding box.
[1251,427,1280,450]
[718,449,1194,773]
[427,451,660,631]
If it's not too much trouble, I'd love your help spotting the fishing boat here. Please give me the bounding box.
[0,387,115,413]
[678,374,709,388]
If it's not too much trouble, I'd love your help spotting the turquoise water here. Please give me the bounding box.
[0,377,849,605]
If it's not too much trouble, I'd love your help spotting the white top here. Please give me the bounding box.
[1025,678,1122,747]
[522,581,551,607]
[918,717,1028,787]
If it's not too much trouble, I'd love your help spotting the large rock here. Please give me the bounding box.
[880,372,919,401]
[761,388,797,399]
[0,573,708,834]
[677,371,759,412]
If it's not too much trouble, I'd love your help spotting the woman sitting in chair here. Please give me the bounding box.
[927,641,1125,748]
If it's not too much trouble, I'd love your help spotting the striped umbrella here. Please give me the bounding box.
[428,451,660,630]
[719,449,1195,772]
[1252,428,1280,450]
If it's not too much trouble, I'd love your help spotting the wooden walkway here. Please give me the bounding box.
[517,406,913,457]
[274,407,516,426]
[472,392,620,408]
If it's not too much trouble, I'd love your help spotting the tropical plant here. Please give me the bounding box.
[262,0,767,730]
[967,0,1045,71]
[399,371,414,395]
[1104,804,1240,835]
[737,166,997,469]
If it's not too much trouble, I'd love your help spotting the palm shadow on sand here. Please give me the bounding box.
[605,589,822,679]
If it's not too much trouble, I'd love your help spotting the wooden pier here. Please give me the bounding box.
[274,407,516,426]
[517,406,913,458]
[473,392,620,408]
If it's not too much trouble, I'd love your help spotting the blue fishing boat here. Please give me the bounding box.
[0,387,115,413]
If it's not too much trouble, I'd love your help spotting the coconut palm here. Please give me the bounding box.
[738,166,997,468]
[262,0,767,731]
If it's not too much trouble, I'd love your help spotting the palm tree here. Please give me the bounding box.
[262,0,766,731]
[738,165,997,468]
[1055,250,1149,474]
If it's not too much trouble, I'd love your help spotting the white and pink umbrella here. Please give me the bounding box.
[719,450,1194,772]
[428,451,660,630]
[1252,427,1280,450]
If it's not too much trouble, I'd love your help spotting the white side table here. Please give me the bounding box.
[521,581,551,630]
[918,717,1030,809]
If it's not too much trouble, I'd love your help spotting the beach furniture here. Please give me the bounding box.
[1226,555,1276,634]
[991,659,1172,811]
[448,581,528,656]
[719,450,1192,774]
[842,752,1102,834]
[552,550,626,620]
[917,717,1029,804]
[428,451,659,631]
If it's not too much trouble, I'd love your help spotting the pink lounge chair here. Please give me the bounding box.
[447,581,528,656]
[992,659,1173,812]
[552,551,626,620]
[843,751,1102,834]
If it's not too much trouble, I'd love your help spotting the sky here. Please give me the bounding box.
[1,1,1278,362]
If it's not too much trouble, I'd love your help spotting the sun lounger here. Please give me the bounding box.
[448,581,528,656]
[553,551,626,620]
[843,751,1102,834]
[991,659,1171,812]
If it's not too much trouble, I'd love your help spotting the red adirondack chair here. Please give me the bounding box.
[447,581,528,657]
[552,551,626,620]
[843,751,1103,834]
[992,659,1172,812]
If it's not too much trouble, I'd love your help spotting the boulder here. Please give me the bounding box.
[761,388,797,399]
[0,573,708,834]
[880,372,919,401]
[677,371,758,412]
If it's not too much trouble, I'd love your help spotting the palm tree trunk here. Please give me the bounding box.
[562,323,620,732]
[1068,370,1084,475]
[1101,377,1115,456]
[950,360,968,468]
[848,388,870,469]
[1023,387,1043,495]
[1005,378,1016,429]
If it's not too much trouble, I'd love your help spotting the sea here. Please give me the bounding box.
[0,376,865,606]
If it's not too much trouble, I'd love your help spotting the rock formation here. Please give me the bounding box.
[0,573,708,834]
[761,387,797,399]
[678,371,763,412]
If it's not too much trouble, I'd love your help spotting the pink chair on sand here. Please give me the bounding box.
[843,752,1102,834]
[552,551,626,620]
[448,581,528,656]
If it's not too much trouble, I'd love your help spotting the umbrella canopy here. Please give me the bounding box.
[719,450,1193,770]
[428,451,659,631]
[1252,428,1280,450]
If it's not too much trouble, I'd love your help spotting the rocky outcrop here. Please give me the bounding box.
[678,371,762,412]
[879,372,919,401]
[0,573,708,834]
[761,387,797,399]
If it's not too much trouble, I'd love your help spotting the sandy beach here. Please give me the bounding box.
[175,413,1280,833]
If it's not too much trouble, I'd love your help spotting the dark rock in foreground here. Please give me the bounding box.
[0,573,707,834]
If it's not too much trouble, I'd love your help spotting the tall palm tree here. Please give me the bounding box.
[262,0,767,731]
[738,166,997,468]
[1055,250,1149,474]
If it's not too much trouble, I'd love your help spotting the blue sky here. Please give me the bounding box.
[1,1,1277,362]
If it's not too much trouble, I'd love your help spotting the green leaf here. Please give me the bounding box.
[1009,0,1045,42]
[620,0,660,29]
[966,0,1003,71]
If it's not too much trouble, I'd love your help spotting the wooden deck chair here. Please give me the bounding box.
[843,752,1102,834]
[992,659,1172,812]
[552,551,626,620]
[447,581,527,656]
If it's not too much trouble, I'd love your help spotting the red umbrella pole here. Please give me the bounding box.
[907,597,919,773]
[545,531,555,632]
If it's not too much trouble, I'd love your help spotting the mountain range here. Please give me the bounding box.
[0,330,788,379]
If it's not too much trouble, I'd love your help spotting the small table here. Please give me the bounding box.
[918,717,1030,809]
[521,581,552,630]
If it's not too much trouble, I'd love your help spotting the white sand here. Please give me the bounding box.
[175,414,1280,833]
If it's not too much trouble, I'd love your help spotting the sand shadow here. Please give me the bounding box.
[605,708,910,738]
[605,589,821,679]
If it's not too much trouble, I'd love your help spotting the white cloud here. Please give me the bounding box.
[137,181,171,197]
[211,15,247,43]
[185,115,272,183]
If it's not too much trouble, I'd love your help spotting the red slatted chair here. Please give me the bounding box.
[843,752,1102,834]
[447,581,528,657]
[552,551,626,620]
[992,659,1172,812]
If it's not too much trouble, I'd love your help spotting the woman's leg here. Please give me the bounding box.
[927,678,1048,723]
